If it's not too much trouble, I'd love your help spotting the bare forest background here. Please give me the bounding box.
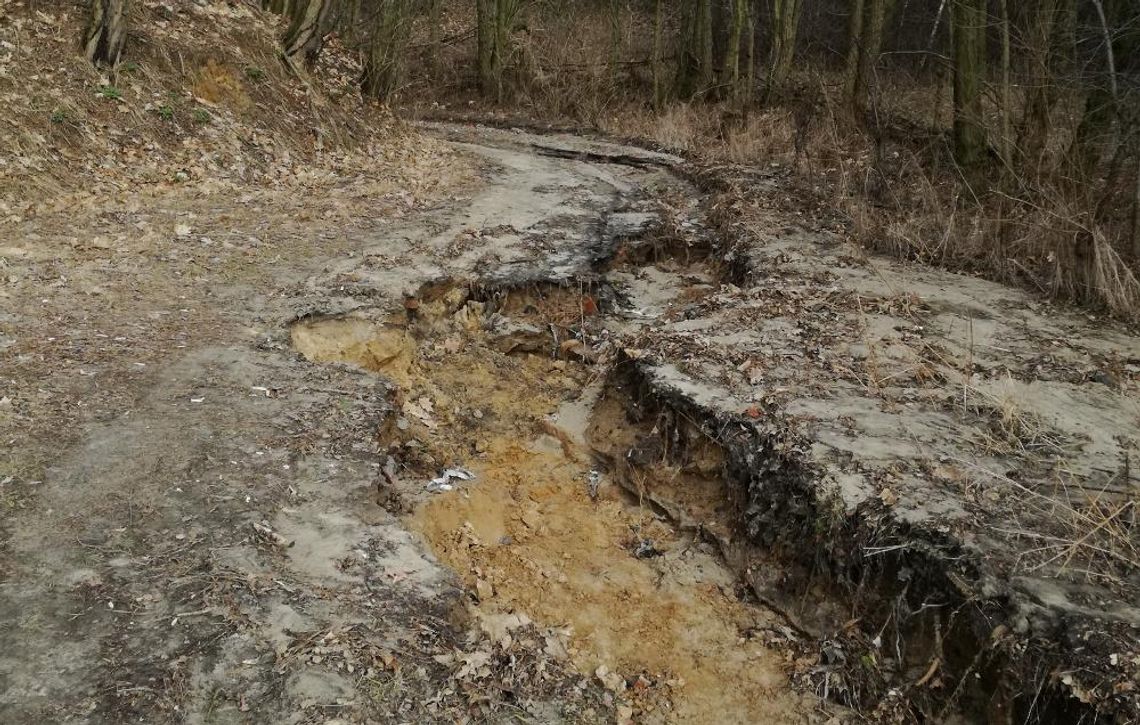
[79,0,1140,319]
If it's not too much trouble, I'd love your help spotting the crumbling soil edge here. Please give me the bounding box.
[421,171,1125,720]
[381,221,1104,720]
[577,176,1135,721]
[594,354,1129,722]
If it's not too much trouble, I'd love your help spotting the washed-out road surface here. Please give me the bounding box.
[2,123,1137,724]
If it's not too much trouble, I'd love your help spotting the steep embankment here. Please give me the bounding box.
[0,0,430,209]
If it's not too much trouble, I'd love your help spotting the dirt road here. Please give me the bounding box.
[0,124,829,724]
[4,122,1138,724]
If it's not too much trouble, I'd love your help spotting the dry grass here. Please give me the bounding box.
[963,457,1140,587]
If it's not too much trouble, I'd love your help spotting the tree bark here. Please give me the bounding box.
[283,0,332,67]
[843,0,866,101]
[999,0,1012,167]
[361,0,413,101]
[83,0,128,68]
[428,0,442,73]
[861,0,889,109]
[743,0,755,106]
[609,0,622,84]
[1073,0,1131,174]
[675,0,713,99]
[476,0,497,95]
[720,0,748,101]
[1019,0,1075,171]
[920,0,947,69]
[849,0,889,112]
[765,0,803,100]
[476,0,518,99]
[952,0,987,171]
[652,0,664,108]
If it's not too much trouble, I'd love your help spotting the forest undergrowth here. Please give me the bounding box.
[402,1,1140,322]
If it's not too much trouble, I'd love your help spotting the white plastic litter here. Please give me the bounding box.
[427,468,476,493]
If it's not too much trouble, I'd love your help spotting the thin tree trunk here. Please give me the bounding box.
[999,0,1012,167]
[765,0,803,100]
[83,0,128,68]
[609,0,622,85]
[1073,0,1128,174]
[343,0,362,46]
[283,0,331,66]
[1089,0,1118,110]
[697,0,713,91]
[743,0,755,106]
[476,0,519,100]
[952,0,987,171]
[361,0,413,101]
[920,0,947,70]
[476,0,498,96]
[676,0,713,99]
[428,0,442,73]
[720,0,747,101]
[1020,0,1072,171]
[843,0,866,101]
[852,0,888,112]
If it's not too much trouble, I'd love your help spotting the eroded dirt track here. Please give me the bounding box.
[0,125,829,724]
[4,123,1139,724]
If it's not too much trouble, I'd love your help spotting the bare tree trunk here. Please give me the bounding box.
[283,0,332,67]
[652,0,665,108]
[1073,0,1129,174]
[342,0,363,46]
[720,0,748,101]
[999,0,1012,167]
[428,0,442,74]
[676,0,713,99]
[851,0,888,112]
[952,0,987,171]
[920,0,947,69]
[609,0,622,85]
[843,0,866,101]
[361,0,413,101]
[83,0,128,68]
[476,0,519,99]
[476,0,497,95]
[765,0,803,100]
[743,0,755,106]
[1019,0,1075,171]
[1020,0,1056,167]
